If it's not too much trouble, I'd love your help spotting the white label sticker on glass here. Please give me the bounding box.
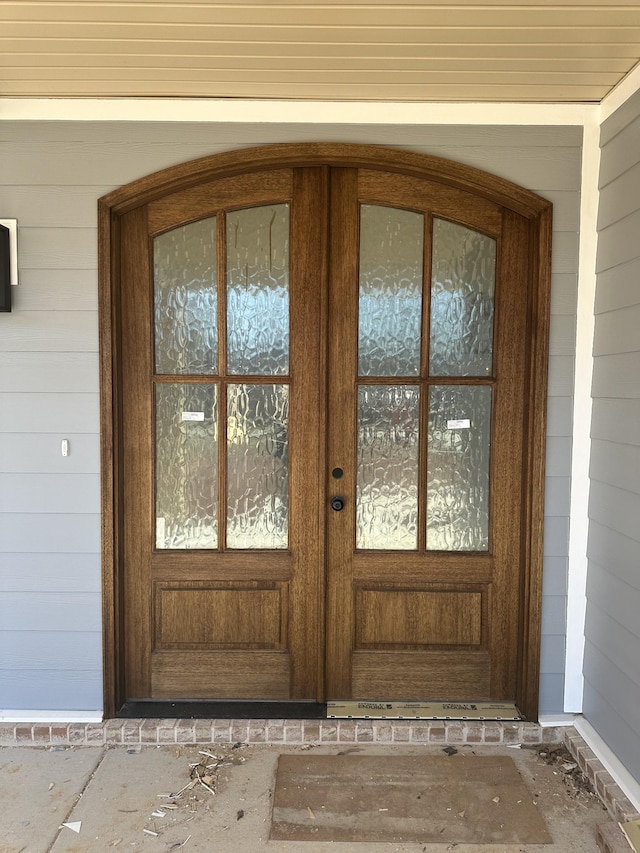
[447,418,471,430]
[182,411,205,422]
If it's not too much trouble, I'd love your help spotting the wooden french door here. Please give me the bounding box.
[101,145,551,718]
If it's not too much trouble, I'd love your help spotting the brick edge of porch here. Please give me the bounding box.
[2,720,638,829]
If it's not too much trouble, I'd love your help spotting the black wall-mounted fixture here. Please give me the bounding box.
[0,223,10,313]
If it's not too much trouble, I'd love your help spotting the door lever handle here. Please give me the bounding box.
[330,496,345,512]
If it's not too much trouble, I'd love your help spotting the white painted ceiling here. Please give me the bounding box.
[2,1,640,102]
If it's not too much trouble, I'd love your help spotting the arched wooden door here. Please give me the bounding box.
[100,145,551,719]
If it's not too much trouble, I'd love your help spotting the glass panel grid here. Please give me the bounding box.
[356,384,420,550]
[155,383,218,549]
[154,217,218,375]
[226,383,289,549]
[226,204,290,376]
[429,218,496,377]
[358,205,424,377]
[426,385,491,551]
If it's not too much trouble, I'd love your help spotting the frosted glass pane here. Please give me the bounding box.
[357,385,419,550]
[154,217,217,375]
[227,384,288,548]
[155,383,218,549]
[227,205,289,375]
[427,385,491,551]
[358,205,423,377]
[430,218,496,377]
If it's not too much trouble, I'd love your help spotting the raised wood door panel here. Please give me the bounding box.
[101,144,551,718]
[120,168,327,701]
[325,168,530,701]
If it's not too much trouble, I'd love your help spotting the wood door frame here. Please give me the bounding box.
[99,143,552,720]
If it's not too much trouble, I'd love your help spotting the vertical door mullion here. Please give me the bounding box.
[418,212,433,553]
[324,167,360,699]
[217,212,227,551]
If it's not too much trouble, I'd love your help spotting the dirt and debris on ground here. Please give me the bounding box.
[1,741,610,852]
[526,742,598,803]
[141,742,249,841]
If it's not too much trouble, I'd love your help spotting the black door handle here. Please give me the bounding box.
[330,496,345,512]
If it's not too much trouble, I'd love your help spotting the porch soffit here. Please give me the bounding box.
[1,1,640,103]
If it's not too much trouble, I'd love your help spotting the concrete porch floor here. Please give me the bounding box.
[0,727,633,853]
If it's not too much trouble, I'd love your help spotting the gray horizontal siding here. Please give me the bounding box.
[585,603,640,686]
[0,553,101,592]
[597,159,640,230]
[591,398,640,446]
[594,303,640,356]
[539,675,566,715]
[546,396,574,436]
[592,354,640,399]
[0,592,101,632]
[599,116,640,185]
[588,520,640,591]
[547,437,572,478]
[13,271,98,312]
[596,208,640,273]
[583,95,640,782]
[0,353,99,393]
[541,557,569,597]
[0,120,581,715]
[582,682,640,784]
[583,642,640,737]
[0,630,102,670]
[1,122,584,147]
[0,434,100,474]
[550,274,578,316]
[589,481,640,544]
[594,256,640,314]
[0,514,101,553]
[0,670,102,711]
[0,474,100,514]
[0,186,112,227]
[590,439,640,492]
[0,312,98,351]
[0,394,99,433]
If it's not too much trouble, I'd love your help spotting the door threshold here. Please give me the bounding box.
[116,701,327,720]
[327,700,524,721]
[117,699,523,721]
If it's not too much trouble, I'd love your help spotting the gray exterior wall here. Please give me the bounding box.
[0,121,581,714]
[584,93,640,777]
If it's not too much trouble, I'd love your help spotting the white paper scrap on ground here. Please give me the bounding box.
[62,821,82,833]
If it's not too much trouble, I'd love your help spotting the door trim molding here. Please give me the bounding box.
[99,143,552,719]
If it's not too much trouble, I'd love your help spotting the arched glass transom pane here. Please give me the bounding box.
[429,218,496,377]
[358,204,423,377]
[226,204,290,375]
[154,217,218,375]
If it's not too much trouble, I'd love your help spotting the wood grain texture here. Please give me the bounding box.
[355,588,483,647]
[352,650,491,700]
[100,143,552,219]
[155,584,286,648]
[101,144,551,716]
[151,650,290,699]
